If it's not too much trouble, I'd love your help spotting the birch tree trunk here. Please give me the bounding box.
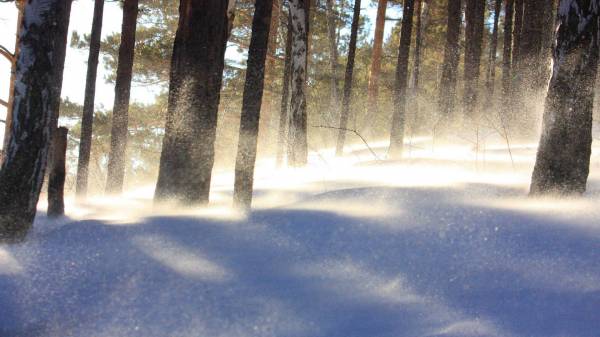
[530,0,599,195]
[76,0,104,198]
[388,0,415,159]
[276,9,293,167]
[335,0,361,156]
[154,0,232,204]
[437,0,461,119]
[366,0,387,118]
[233,0,274,209]
[2,0,25,155]
[105,0,139,194]
[0,0,72,241]
[287,0,310,167]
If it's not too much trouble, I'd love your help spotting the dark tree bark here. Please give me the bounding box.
[233,0,274,209]
[2,0,24,155]
[0,0,72,241]
[48,127,68,217]
[325,0,340,118]
[501,0,514,116]
[411,0,426,133]
[463,0,485,119]
[276,9,293,167]
[105,0,139,194]
[366,0,387,117]
[287,0,310,167]
[485,0,502,98]
[388,0,415,159]
[512,0,524,72]
[76,0,104,199]
[437,0,461,119]
[335,0,361,156]
[154,0,232,204]
[530,0,599,195]
[518,0,549,90]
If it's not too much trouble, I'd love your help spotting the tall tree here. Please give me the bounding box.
[335,0,361,156]
[105,0,139,194]
[366,0,387,117]
[2,0,25,155]
[76,0,105,198]
[388,0,415,159]
[512,0,524,71]
[437,0,461,119]
[0,0,72,241]
[485,0,502,99]
[154,0,233,203]
[276,9,293,167]
[518,0,549,90]
[233,0,274,208]
[501,0,514,116]
[411,0,426,133]
[530,0,599,195]
[325,0,340,119]
[287,0,310,167]
[463,0,485,119]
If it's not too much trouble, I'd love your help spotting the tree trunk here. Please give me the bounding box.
[0,0,72,241]
[105,0,139,194]
[287,0,310,167]
[2,0,25,156]
[366,0,388,118]
[411,0,425,134]
[257,0,280,154]
[463,0,485,119]
[325,0,340,120]
[76,0,104,199]
[233,0,274,209]
[437,0,461,119]
[154,0,231,204]
[512,0,524,71]
[519,0,548,90]
[335,0,361,156]
[485,0,502,99]
[48,127,68,217]
[530,0,599,195]
[276,9,293,167]
[388,0,415,159]
[501,0,514,118]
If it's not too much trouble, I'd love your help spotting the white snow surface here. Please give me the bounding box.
[1,139,599,337]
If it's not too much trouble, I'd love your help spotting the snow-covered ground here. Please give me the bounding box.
[1,139,599,337]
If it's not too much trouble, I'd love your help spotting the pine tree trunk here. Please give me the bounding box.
[48,127,68,217]
[501,0,514,118]
[2,0,25,156]
[233,0,274,209]
[366,0,387,118]
[76,0,104,199]
[437,0,461,119]
[463,0,485,119]
[154,0,231,204]
[105,0,139,194]
[325,0,340,120]
[411,0,425,134]
[512,0,524,72]
[276,9,293,167]
[485,0,502,99]
[519,0,548,90]
[287,0,310,167]
[388,0,415,159]
[530,0,599,195]
[257,0,280,153]
[0,0,72,241]
[335,0,361,156]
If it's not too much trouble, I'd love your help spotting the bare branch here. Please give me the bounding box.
[311,125,381,161]
[0,45,15,63]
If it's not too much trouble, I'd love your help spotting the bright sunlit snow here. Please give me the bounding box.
[1,139,599,337]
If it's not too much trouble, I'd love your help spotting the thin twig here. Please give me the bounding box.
[311,124,381,161]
